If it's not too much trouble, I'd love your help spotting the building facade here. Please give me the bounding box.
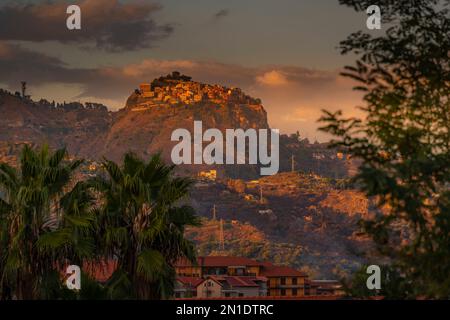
[175,256,308,298]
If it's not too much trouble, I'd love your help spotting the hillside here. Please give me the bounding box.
[0,74,357,179]
[89,72,269,178]
[186,172,377,278]
[0,76,373,278]
[0,88,111,156]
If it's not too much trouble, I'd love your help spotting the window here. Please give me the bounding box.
[225,292,230,297]
[280,289,286,296]
[292,288,298,296]
[280,277,286,285]
[239,293,244,297]
[292,278,297,285]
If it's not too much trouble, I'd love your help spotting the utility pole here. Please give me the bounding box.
[218,219,225,252]
[291,154,295,172]
[212,204,217,221]
[21,81,26,98]
[259,185,263,204]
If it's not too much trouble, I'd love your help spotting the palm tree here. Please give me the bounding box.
[90,153,200,299]
[0,145,95,299]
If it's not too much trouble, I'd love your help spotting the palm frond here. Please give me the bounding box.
[168,206,201,228]
[136,249,165,282]
[48,148,67,167]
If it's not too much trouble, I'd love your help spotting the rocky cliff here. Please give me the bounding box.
[0,73,355,179]
[88,72,269,178]
[0,73,270,178]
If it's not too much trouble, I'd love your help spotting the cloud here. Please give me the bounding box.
[0,42,90,84]
[256,70,289,86]
[0,0,173,52]
[214,9,230,19]
[0,42,363,140]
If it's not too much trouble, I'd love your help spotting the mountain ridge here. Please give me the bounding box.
[0,74,355,179]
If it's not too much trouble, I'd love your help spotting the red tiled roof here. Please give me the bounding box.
[207,275,261,288]
[197,277,223,288]
[260,265,306,277]
[177,277,204,287]
[260,261,274,267]
[176,256,264,267]
[176,256,306,277]
[227,276,259,287]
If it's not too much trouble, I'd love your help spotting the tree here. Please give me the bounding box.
[342,265,413,299]
[320,0,450,298]
[0,145,95,299]
[90,153,200,299]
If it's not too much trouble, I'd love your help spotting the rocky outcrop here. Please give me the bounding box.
[0,73,357,179]
[0,74,270,178]
[85,73,270,178]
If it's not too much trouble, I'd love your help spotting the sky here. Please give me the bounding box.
[0,0,375,141]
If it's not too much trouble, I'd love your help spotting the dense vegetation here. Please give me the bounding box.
[0,145,199,299]
[321,0,450,298]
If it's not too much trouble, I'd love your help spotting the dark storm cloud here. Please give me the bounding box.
[0,41,354,102]
[0,42,126,99]
[0,42,90,84]
[214,9,230,19]
[0,0,173,52]
[0,41,363,140]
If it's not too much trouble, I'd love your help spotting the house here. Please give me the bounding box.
[196,276,267,298]
[139,83,154,98]
[176,256,264,278]
[175,256,308,297]
[139,83,151,92]
[260,264,307,297]
[195,277,223,298]
[198,170,217,181]
[174,277,203,298]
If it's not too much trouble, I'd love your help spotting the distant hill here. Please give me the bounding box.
[0,76,372,278]
[186,172,379,278]
[0,73,357,179]
[0,88,111,157]
[93,72,269,178]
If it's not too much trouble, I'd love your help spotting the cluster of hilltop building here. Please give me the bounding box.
[132,71,261,111]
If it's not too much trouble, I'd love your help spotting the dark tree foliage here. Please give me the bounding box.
[320,0,450,298]
[89,153,200,299]
[342,265,414,299]
[0,147,199,300]
[0,145,94,299]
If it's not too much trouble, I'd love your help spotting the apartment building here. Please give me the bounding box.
[175,256,308,298]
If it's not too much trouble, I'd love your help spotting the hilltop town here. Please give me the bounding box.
[0,78,356,179]
[127,71,261,111]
